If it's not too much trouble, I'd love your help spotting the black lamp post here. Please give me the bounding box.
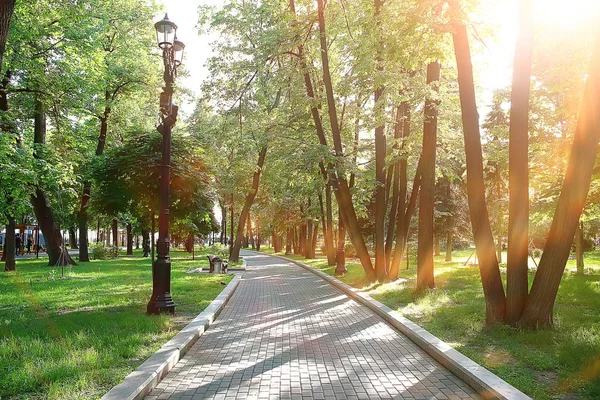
[147,14,185,315]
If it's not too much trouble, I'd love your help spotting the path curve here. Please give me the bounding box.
[146,251,479,400]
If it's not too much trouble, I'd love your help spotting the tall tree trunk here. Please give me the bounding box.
[445,230,453,262]
[389,103,413,279]
[311,224,319,259]
[3,214,15,271]
[335,211,347,274]
[373,0,386,281]
[293,227,299,254]
[0,0,16,71]
[112,218,118,248]
[417,61,440,291]
[520,31,600,328]
[142,229,150,257]
[450,1,506,323]
[317,0,375,281]
[325,184,335,265]
[256,222,261,251]
[434,236,441,257]
[78,107,110,262]
[219,198,226,244]
[127,223,133,255]
[230,147,267,262]
[286,227,293,255]
[31,97,75,267]
[68,227,78,249]
[576,220,584,274]
[247,212,254,249]
[507,0,533,325]
[229,193,234,255]
[385,102,406,271]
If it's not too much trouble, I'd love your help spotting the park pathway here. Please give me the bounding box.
[146,251,479,400]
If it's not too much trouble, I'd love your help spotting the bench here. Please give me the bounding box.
[207,255,228,274]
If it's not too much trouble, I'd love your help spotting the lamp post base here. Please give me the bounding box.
[147,256,176,315]
[146,295,176,315]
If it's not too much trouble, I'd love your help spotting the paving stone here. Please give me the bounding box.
[146,251,479,399]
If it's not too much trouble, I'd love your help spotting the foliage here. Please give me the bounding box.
[90,243,119,260]
[205,243,230,258]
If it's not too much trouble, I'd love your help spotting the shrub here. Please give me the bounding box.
[533,248,542,258]
[207,243,229,258]
[91,244,119,260]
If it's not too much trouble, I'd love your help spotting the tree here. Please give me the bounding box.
[449,0,506,323]
[506,0,534,325]
[416,61,440,291]
[519,29,600,328]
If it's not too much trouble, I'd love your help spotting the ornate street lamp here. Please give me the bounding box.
[147,14,184,315]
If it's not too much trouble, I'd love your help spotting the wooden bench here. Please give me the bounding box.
[207,255,228,274]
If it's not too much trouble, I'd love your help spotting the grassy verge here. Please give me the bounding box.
[0,249,233,399]
[259,248,600,400]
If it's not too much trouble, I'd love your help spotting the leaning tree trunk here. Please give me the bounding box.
[31,189,76,266]
[451,1,506,323]
[31,97,75,267]
[417,61,440,291]
[230,147,267,262]
[520,31,600,328]
[3,214,15,271]
[507,0,534,325]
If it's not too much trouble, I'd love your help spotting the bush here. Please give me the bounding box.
[344,243,356,258]
[207,243,229,258]
[533,248,542,258]
[91,244,119,260]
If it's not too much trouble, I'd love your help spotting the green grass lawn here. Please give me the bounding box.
[261,247,600,400]
[0,249,233,399]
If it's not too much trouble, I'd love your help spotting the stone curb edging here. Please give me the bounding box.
[264,252,530,400]
[100,274,243,400]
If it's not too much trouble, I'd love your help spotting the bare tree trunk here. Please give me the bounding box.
[112,218,118,248]
[373,0,386,281]
[127,223,133,255]
[0,0,16,70]
[445,230,453,262]
[451,1,506,323]
[389,103,413,279]
[230,147,267,262]
[68,227,78,249]
[286,227,293,255]
[417,62,440,291]
[325,185,335,265]
[311,224,319,259]
[335,211,347,274]
[142,229,150,257]
[507,0,533,325]
[219,198,226,244]
[434,236,441,257]
[3,214,15,271]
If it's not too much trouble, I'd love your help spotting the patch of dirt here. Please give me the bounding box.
[535,371,559,386]
[483,349,518,367]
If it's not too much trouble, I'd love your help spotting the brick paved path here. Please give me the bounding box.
[147,251,479,400]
